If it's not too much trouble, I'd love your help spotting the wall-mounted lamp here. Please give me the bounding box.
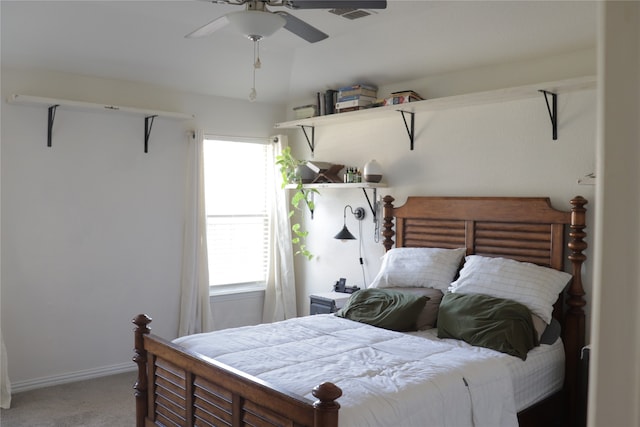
[334,205,365,241]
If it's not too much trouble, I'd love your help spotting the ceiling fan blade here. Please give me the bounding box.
[285,0,386,10]
[185,15,230,38]
[275,11,328,43]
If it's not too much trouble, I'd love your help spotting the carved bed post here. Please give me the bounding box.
[382,195,396,251]
[565,196,588,427]
[312,382,342,427]
[132,314,152,427]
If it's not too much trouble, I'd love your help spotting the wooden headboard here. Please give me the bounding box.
[381,195,588,425]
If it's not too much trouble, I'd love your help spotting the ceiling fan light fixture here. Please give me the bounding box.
[226,10,286,39]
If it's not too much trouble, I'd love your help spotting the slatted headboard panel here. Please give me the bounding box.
[382,196,570,269]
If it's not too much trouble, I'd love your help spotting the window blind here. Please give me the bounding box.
[203,138,271,287]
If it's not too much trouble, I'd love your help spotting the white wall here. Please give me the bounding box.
[0,68,284,390]
[589,2,640,426]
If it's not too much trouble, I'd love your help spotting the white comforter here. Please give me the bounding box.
[174,314,518,427]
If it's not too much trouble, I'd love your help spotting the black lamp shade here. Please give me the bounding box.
[334,205,364,240]
[334,225,356,240]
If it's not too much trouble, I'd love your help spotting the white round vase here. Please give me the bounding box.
[363,159,383,183]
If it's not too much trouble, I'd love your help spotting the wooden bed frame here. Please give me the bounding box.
[133,195,587,427]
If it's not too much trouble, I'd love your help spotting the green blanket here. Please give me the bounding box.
[336,288,428,332]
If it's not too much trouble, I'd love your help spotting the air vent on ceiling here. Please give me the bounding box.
[328,8,373,20]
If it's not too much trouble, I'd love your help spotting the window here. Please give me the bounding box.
[203,137,272,291]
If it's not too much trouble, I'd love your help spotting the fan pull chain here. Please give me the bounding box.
[249,38,261,102]
[254,39,262,69]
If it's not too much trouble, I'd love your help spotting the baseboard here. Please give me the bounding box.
[10,362,136,394]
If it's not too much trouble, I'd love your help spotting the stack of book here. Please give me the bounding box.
[382,90,424,106]
[336,84,378,113]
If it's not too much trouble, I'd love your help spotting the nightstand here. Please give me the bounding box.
[309,291,352,315]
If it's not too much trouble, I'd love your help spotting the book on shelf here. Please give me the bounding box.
[338,87,377,98]
[324,90,337,115]
[390,90,424,100]
[293,103,318,119]
[336,106,368,113]
[382,94,423,106]
[335,98,376,109]
[338,83,378,99]
[336,94,377,102]
[338,83,378,92]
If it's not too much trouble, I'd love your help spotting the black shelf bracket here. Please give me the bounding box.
[301,189,314,219]
[398,110,416,150]
[539,90,558,140]
[47,104,59,147]
[298,125,315,157]
[361,187,378,221]
[144,115,158,153]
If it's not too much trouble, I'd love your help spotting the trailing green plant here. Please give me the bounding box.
[275,146,319,260]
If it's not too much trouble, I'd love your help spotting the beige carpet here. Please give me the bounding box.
[0,371,136,427]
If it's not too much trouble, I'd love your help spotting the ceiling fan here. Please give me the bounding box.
[186,0,388,43]
[186,0,386,101]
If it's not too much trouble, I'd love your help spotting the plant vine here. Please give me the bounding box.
[275,146,319,260]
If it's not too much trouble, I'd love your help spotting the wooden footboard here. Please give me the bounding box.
[133,314,341,427]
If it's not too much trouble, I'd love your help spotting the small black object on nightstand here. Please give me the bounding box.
[333,277,360,294]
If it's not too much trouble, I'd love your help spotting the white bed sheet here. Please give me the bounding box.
[410,328,565,411]
[174,314,561,427]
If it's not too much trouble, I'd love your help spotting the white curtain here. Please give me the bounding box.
[263,135,298,322]
[1,332,10,408]
[178,130,214,336]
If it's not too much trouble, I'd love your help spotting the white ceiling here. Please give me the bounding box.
[1,1,597,105]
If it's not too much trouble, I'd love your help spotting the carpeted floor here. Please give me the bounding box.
[0,371,136,427]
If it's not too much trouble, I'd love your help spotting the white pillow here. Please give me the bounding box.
[448,255,572,324]
[370,247,466,292]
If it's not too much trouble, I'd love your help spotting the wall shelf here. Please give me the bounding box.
[285,182,386,221]
[274,76,596,154]
[284,182,386,190]
[7,94,194,153]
